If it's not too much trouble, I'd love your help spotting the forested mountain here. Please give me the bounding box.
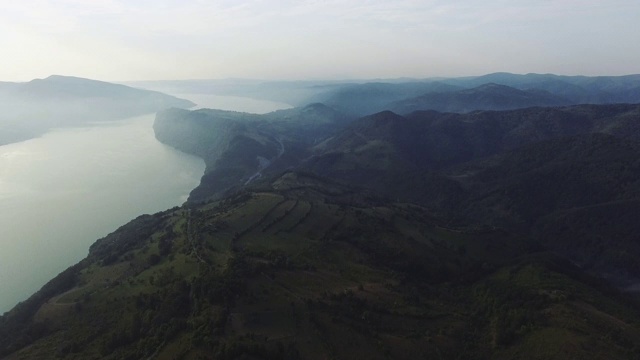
[388,83,568,114]
[182,73,640,116]
[302,105,640,280]
[310,73,640,116]
[443,73,640,104]
[154,103,352,202]
[3,172,640,360]
[153,102,640,283]
[3,74,640,359]
[0,75,194,145]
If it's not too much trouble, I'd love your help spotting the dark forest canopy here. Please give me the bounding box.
[3,73,640,359]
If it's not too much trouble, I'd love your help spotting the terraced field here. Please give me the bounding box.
[3,172,640,359]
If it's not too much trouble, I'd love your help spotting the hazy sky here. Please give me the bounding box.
[0,0,638,81]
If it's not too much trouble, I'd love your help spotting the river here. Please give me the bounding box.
[0,93,291,313]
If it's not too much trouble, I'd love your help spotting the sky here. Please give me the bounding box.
[0,0,639,82]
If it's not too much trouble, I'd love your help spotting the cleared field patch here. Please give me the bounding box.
[256,199,299,234]
[226,193,286,238]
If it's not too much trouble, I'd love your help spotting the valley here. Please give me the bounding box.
[2,73,640,359]
[4,172,640,359]
[0,76,194,146]
[0,114,205,313]
[2,0,639,358]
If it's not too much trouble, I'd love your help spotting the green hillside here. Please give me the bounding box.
[3,173,640,359]
[4,92,640,359]
[154,104,352,202]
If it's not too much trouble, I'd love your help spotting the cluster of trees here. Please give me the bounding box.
[0,261,85,357]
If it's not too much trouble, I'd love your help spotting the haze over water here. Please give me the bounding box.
[0,94,291,313]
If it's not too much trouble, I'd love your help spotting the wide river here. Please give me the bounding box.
[0,94,291,313]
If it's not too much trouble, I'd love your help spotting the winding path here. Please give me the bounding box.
[245,136,285,185]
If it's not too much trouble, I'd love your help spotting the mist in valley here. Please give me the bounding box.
[0,77,295,313]
[2,1,640,358]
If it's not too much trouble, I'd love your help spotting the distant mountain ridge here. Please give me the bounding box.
[447,72,640,102]
[300,105,640,284]
[311,81,462,115]
[5,74,640,359]
[309,103,640,172]
[128,72,640,117]
[0,75,194,145]
[389,83,569,114]
[154,103,351,202]
[152,101,640,284]
[306,73,640,116]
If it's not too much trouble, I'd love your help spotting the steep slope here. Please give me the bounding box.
[300,105,640,282]
[154,103,352,202]
[389,83,568,114]
[448,134,640,282]
[5,95,640,359]
[458,134,640,225]
[154,108,261,167]
[302,104,640,207]
[302,111,468,216]
[313,81,462,116]
[155,104,640,268]
[3,172,640,360]
[156,103,640,221]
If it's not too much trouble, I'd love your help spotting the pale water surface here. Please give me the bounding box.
[0,114,204,312]
[168,93,292,113]
[0,94,291,313]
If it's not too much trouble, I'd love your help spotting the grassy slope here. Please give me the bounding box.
[154,104,353,203]
[3,173,640,360]
[302,106,640,283]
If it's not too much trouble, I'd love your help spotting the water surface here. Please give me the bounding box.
[168,93,292,113]
[0,114,204,312]
[0,94,292,313]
